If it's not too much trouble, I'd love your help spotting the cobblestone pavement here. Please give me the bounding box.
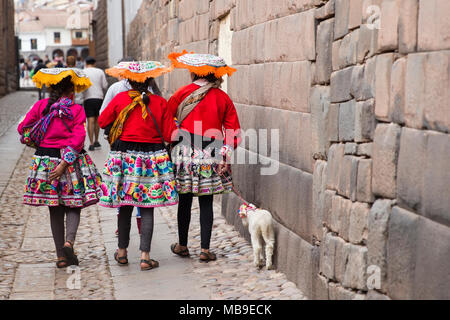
[0,91,38,138]
[158,202,306,300]
[0,147,114,300]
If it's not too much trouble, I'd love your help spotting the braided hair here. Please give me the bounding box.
[42,76,74,116]
[129,78,153,107]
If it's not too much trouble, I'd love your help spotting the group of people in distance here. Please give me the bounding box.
[18,51,241,271]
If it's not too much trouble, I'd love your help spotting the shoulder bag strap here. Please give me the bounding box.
[145,104,171,155]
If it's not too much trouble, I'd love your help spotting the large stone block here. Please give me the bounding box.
[398,0,418,53]
[342,243,368,290]
[320,232,339,280]
[356,158,375,203]
[386,206,419,300]
[349,202,370,245]
[337,155,359,202]
[279,62,312,113]
[311,86,331,156]
[339,100,356,142]
[368,199,393,293]
[212,0,234,20]
[315,19,334,84]
[334,236,349,283]
[377,0,399,52]
[334,0,350,40]
[372,123,401,199]
[330,67,354,103]
[327,103,340,143]
[273,220,289,274]
[405,51,450,132]
[326,143,345,191]
[355,99,376,143]
[397,127,426,213]
[295,236,320,299]
[323,190,336,230]
[357,24,378,63]
[264,10,316,62]
[418,0,450,51]
[389,57,406,125]
[313,160,327,240]
[179,0,196,21]
[314,275,329,300]
[423,132,450,227]
[259,162,314,243]
[414,217,450,299]
[247,64,265,106]
[315,0,335,20]
[375,53,394,121]
[348,0,363,30]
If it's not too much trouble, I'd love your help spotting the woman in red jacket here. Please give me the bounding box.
[98,61,178,271]
[168,51,241,262]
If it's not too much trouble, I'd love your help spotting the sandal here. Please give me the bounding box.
[56,258,68,269]
[199,251,217,263]
[114,250,129,266]
[140,259,159,271]
[63,241,79,266]
[171,243,190,258]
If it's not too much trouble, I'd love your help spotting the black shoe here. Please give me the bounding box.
[88,145,95,151]
[93,141,101,148]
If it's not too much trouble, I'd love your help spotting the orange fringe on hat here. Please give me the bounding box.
[168,51,237,78]
[105,66,173,83]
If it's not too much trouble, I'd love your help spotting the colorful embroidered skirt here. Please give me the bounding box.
[99,140,178,208]
[172,143,233,197]
[24,147,102,208]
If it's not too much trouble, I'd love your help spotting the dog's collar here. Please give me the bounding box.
[238,203,257,218]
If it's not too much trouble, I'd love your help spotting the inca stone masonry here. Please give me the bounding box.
[94,0,450,300]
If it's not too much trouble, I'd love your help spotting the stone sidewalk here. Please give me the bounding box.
[0,91,307,300]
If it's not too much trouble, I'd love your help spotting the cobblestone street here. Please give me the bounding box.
[0,91,306,300]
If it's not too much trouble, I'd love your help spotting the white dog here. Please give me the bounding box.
[239,204,275,270]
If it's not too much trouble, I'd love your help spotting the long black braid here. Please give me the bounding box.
[129,78,153,107]
[42,76,75,116]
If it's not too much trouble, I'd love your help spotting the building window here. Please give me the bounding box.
[19,39,22,50]
[75,31,83,39]
[54,32,61,44]
[30,39,37,50]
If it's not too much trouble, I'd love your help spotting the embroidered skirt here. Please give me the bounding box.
[24,147,102,208]
[172,136,233,197]
[99,140,178,208]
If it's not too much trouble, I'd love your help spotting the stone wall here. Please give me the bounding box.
[92,0,109,70]
[126,0,450,300]
[0,0,18,97]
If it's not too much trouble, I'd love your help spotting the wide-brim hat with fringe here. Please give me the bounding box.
[106,61,172,83]
[33,68,92,93]
[168,51,237,78]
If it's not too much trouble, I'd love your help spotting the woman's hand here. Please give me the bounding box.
[49,161,69,181]
[217,161,231,176]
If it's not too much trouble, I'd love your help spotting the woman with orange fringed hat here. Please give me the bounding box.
[98,61,178,271]
[167,51,241,263]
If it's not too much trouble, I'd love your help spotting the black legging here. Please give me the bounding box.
[178,193,214,250]
[49,206,81,258]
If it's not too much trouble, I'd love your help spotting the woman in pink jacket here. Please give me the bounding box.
[18,68,102,268]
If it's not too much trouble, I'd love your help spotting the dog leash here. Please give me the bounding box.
[176,129,250,207]
[216,169,250,206]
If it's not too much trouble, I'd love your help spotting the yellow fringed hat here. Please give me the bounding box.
[33,68,92,93]
[168,51,237,78]
[106,61,172,83]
